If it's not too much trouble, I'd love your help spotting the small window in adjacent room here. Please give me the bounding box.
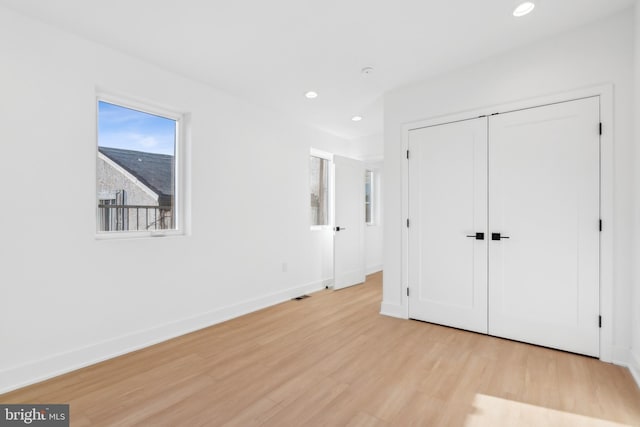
[310,155,330,226]
[365,169,374,225]
[96,97,181,235]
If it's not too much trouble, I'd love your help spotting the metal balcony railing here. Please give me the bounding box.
[98,204,173,231]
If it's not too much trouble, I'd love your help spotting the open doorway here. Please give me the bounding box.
[310,148,383,290]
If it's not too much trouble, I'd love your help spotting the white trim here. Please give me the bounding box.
[0,279,326,394]
[310,147,334,161]
[612,345,630,367]
[366,264,383,275]
[380,302,407,319]
[97,152,160,201]
[611,347,640,390]
[365,169,375,226]
[400,84,614,362]
[96,90,183,122]
[95,91,188,239]
[629,351,640,390]
[94,229,184,240]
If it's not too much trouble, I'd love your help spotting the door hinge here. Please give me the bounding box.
[599,315,602,328]
[407,287,410,297]
[599,122,603,135]
[406,218,410,228]
[599,219,602,232]
[406,150,410,159]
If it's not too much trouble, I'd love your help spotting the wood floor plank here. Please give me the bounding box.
[344,412,388,427]
[1,272,639,426]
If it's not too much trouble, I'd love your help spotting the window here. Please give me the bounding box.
[310,155,329,226]
[365,170,374,225]
[96,97,181,235]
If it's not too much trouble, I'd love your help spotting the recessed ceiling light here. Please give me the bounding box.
[361,67,374,76]
[304,91,318,99]
[513,2,535,17]
[351,116,363,122]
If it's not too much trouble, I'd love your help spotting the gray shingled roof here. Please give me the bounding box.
[99,147,174,206]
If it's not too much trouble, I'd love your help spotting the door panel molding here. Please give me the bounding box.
[408,117,488,334]
[487,97,600,357]
[398,84,614,362]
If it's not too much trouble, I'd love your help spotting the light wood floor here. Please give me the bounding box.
[2,272,639,426]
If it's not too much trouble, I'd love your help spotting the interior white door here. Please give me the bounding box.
[333,155,365,290]
[488,97,600,357]
[408,118,488,334]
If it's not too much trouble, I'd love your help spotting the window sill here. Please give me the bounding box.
[95,229,184,240]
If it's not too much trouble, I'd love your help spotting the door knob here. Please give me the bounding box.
[335,226,347,232]
[491,233,510,241]
[466,232,485,240]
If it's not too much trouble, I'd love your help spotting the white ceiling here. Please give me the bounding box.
[0,0,634,140]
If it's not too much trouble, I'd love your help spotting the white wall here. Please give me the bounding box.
[631,2,640,386]
[0,7,356,392]
[348,133,384,163]
[383,11,635,365]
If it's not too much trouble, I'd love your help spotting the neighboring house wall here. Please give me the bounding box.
[96,153,171,231]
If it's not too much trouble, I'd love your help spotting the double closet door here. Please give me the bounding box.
[408,97,601,357]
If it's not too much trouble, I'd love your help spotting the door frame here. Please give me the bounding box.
[400,84,614,362]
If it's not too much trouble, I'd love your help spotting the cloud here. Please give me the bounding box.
[97,102,176,155]
[138,136,159,148]
[99,131,173,155]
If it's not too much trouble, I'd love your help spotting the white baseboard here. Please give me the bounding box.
[577,344,639,390]
[366,265,383,275]
[380,301,406,319]
[0,279,326,395]
[611,345,630,367]
[629,351,640,390]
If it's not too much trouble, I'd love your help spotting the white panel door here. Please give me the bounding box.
[408,118,488,334]
[488,97,600,357]
[333,155,366,290]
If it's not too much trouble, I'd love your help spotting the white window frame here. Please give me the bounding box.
[365,169,375,226]
[309,148,334,231]
[95,93,186,239]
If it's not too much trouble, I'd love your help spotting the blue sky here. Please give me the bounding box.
[98,101,176,155]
